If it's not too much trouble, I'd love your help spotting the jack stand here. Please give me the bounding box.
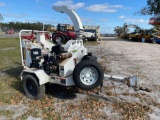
[96,81,103,95]
[100,81,103,92]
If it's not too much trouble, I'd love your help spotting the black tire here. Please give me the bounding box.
[94,33,98,41]
[23,75,45,100]
[73,60,104,90]
[52,33,56,43]
[152,39,156,44]
[138,38,141,42]
[94,38,98,41]
[83,38,87,43]
[54,34,65,43]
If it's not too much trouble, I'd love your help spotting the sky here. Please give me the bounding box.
[0,0,154,33]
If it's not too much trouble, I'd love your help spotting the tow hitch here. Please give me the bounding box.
[103,74,139,90]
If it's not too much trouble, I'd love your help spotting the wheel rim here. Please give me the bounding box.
[26,79,38,96]
[55,36,62,43]
[80,67,98,85]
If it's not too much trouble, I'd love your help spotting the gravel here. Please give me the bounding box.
[85,37,160,119]
[87,37,160,89]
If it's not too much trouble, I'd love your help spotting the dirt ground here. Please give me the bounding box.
[85,37,160,119]
[90,37,160,89]
[0,37,160,119]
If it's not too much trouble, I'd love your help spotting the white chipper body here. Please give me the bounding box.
[19,30,104,99]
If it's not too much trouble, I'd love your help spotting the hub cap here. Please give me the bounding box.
[80,67,98,85]
[55,36,62,43]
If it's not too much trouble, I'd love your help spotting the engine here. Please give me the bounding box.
[42,53,61,75]
[30,43,72,75]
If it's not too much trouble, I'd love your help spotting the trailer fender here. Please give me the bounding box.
[81,53,97,61]
[21,69,49,85]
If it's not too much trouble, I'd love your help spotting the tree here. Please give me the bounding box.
[114,26,124,36]
[0,14,4,31]
[0,21,54,31]
[138,0,160,16]
[0,14,3,21]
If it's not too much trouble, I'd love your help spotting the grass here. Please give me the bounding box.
[0,110,14,118]
[0,38,22,99]
[0,38,21,70]
[0,38,24,105]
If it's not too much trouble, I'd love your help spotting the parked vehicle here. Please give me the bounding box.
[52,24,76,43]
[82,29,98,41]
[149,17,160,25]
[152,36,160,43]
[6,29,15,34]
[83,26,101,41]
[149,16,160,43]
